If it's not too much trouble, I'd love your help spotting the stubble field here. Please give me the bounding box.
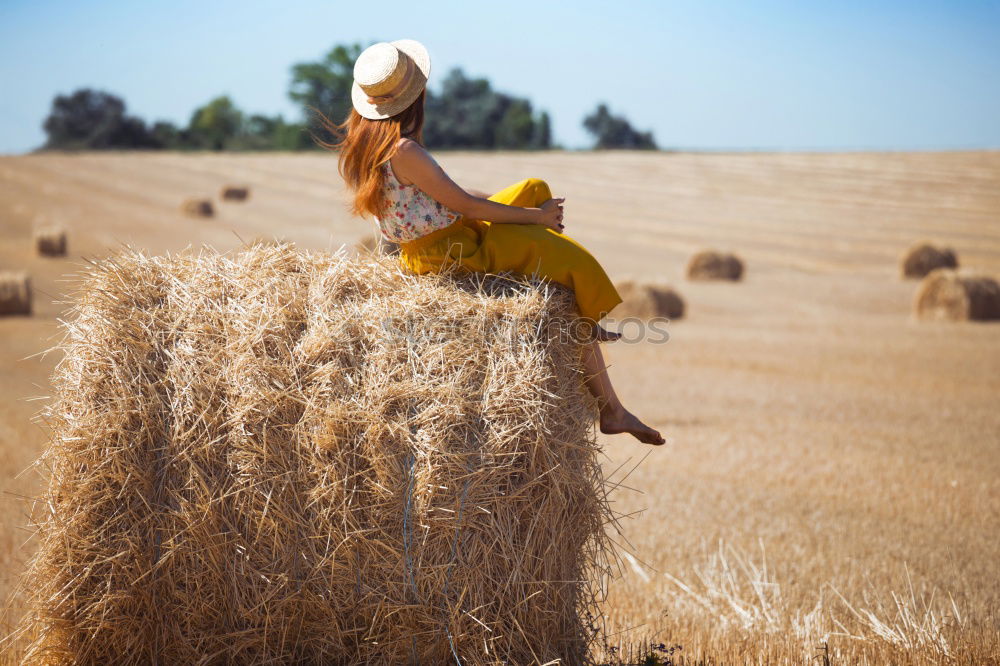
[1,150,998,663]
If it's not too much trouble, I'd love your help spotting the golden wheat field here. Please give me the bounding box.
[1,150,998,664]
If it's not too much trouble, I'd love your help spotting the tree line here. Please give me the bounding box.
[40,42,657,152]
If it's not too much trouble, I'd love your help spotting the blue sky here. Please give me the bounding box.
[1,0,998,153]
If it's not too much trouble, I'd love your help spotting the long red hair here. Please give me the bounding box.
[313,90,426,219]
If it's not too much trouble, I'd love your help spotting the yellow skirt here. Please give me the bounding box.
[397,178,621,323]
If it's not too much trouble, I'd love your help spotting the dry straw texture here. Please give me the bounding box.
[34,227,67,257]
[246,235,292,248]
[901,242,958,278]
[913,268,1000,321]
[221,186,250,202]
[181,198,214,218]
[612,280,684,320]
[0,271,31,316]
[356,233,400,256]
[12,243,614,665]
[686,250,744,281]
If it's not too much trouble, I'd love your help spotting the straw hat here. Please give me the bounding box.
[351,40,431,120]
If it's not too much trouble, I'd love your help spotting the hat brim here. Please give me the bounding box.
[352,39,431,120]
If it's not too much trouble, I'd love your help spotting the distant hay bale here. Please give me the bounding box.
[913,269,1000,321]
[221,185,250,202]
[613,279,684,319]
[34,227,67,257]
[356,232,400,256]
[687,250,744,281]
[181,198,214,218]
[0,272,31,316]
[16,245,613,665]
[901,242,958,278]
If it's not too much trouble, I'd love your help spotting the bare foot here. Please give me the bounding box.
[600,406,666,445]
[591,325,621,343]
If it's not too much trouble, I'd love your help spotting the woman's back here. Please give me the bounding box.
[377,151,461,242]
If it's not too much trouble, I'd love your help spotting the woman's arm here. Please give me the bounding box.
[392,140,564,229]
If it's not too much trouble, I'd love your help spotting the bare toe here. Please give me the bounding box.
[636,425,666,446]
[600,409,666,446]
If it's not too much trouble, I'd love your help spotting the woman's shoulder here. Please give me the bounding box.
[391,138,436,184]
[394,136,427,158]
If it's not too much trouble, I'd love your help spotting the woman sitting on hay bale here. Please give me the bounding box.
[318,39,664,446]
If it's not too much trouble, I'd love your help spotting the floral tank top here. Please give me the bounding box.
[377,161,462,242]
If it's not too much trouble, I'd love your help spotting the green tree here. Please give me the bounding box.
[187,96,244,150]
[423,68,552,149]
[495,99,535,147]
[289,43,363,129]
[582,103,657,149]
[532,111,552,149]
[270,118,311,150]
[235,113,310,151]
[42,88,159,150]
[150,120,182,148]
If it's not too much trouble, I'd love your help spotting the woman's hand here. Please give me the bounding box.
[536,197,566,232]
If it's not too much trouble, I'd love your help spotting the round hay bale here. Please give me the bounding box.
[614,279,684,320]
[181,198,214,218]
[901,242,958,278]
[0,271,31,316]
[913,269,1000,321]
[356,232,400,256]
[686,249,744,281]
[221,185,250,202]
[34,227,68,257]
[16,246,613,665]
